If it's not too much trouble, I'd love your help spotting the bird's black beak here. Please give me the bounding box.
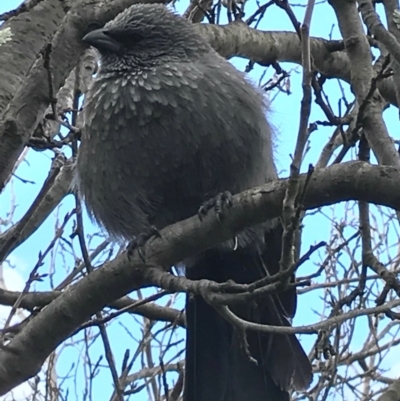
[82,29,123,54]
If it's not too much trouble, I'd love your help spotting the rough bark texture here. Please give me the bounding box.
[0,0,67,116]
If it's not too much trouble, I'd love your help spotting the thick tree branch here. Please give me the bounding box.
[330,0,399,166]
[0,0,66,116]
[0,289,185,327]
[196,22,351,81]
[377,378,400,401]
[197,21,400,108]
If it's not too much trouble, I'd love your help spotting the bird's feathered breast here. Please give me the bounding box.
[81,55,273,177]
[76,55,275,237]
[84,62,203,129]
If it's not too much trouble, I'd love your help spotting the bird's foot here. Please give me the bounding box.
[127,226,161,261]
[198,191,233,222]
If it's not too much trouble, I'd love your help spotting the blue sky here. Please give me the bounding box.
[1,0,400,400]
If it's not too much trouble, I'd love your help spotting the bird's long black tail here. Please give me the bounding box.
[183,225,312,401]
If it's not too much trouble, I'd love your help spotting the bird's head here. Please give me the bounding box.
[82,4,211,72]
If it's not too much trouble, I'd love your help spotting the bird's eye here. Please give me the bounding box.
[104,31,143,47]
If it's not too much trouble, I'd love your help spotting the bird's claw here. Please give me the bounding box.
[127,226,161,262]
[198,191,233,222]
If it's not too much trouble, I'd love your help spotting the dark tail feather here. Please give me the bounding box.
[184,291,290,401]
[224,323,291,401]
[184,293,231,401]
[183,226,312,401]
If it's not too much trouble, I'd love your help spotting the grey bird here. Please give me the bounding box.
[76,4,313,401]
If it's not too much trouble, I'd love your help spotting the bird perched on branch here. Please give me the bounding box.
[76,4,312,400]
